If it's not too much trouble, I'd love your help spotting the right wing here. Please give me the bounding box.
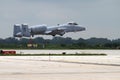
[45,28,66,36]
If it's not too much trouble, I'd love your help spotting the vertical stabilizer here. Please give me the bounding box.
[21,23,31,37]
[13,24,22,37]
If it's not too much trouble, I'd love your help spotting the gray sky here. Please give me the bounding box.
[0,0,120,39]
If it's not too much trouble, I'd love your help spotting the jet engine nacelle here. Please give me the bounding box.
[31,25,47,34]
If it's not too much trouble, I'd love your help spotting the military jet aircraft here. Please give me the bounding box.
[13,22,86,37]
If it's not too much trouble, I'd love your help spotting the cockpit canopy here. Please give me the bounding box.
[67,22,78,25]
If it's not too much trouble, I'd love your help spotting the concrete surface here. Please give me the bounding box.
[6,49,120,55]
[0,56,120,80]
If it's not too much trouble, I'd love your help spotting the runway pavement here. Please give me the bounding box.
[14,49,120,55]
[0,56,120,80]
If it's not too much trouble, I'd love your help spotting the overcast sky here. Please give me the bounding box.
[0,0,120,39]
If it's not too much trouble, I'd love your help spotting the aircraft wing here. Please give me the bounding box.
[45,28,66,36]
[45,31,52,34]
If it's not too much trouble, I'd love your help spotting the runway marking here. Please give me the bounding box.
[43,60,120,67]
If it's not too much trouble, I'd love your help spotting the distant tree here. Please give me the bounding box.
[0,37,120,49]
[34,37,45,44]
[86,37,111,45]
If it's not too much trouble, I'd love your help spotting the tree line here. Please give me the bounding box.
[0,37,120,49]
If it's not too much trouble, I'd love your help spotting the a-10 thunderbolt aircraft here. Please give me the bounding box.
[13,22,86,38]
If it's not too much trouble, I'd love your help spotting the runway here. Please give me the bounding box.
[14,49,120,55]
[0,55,120,80]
